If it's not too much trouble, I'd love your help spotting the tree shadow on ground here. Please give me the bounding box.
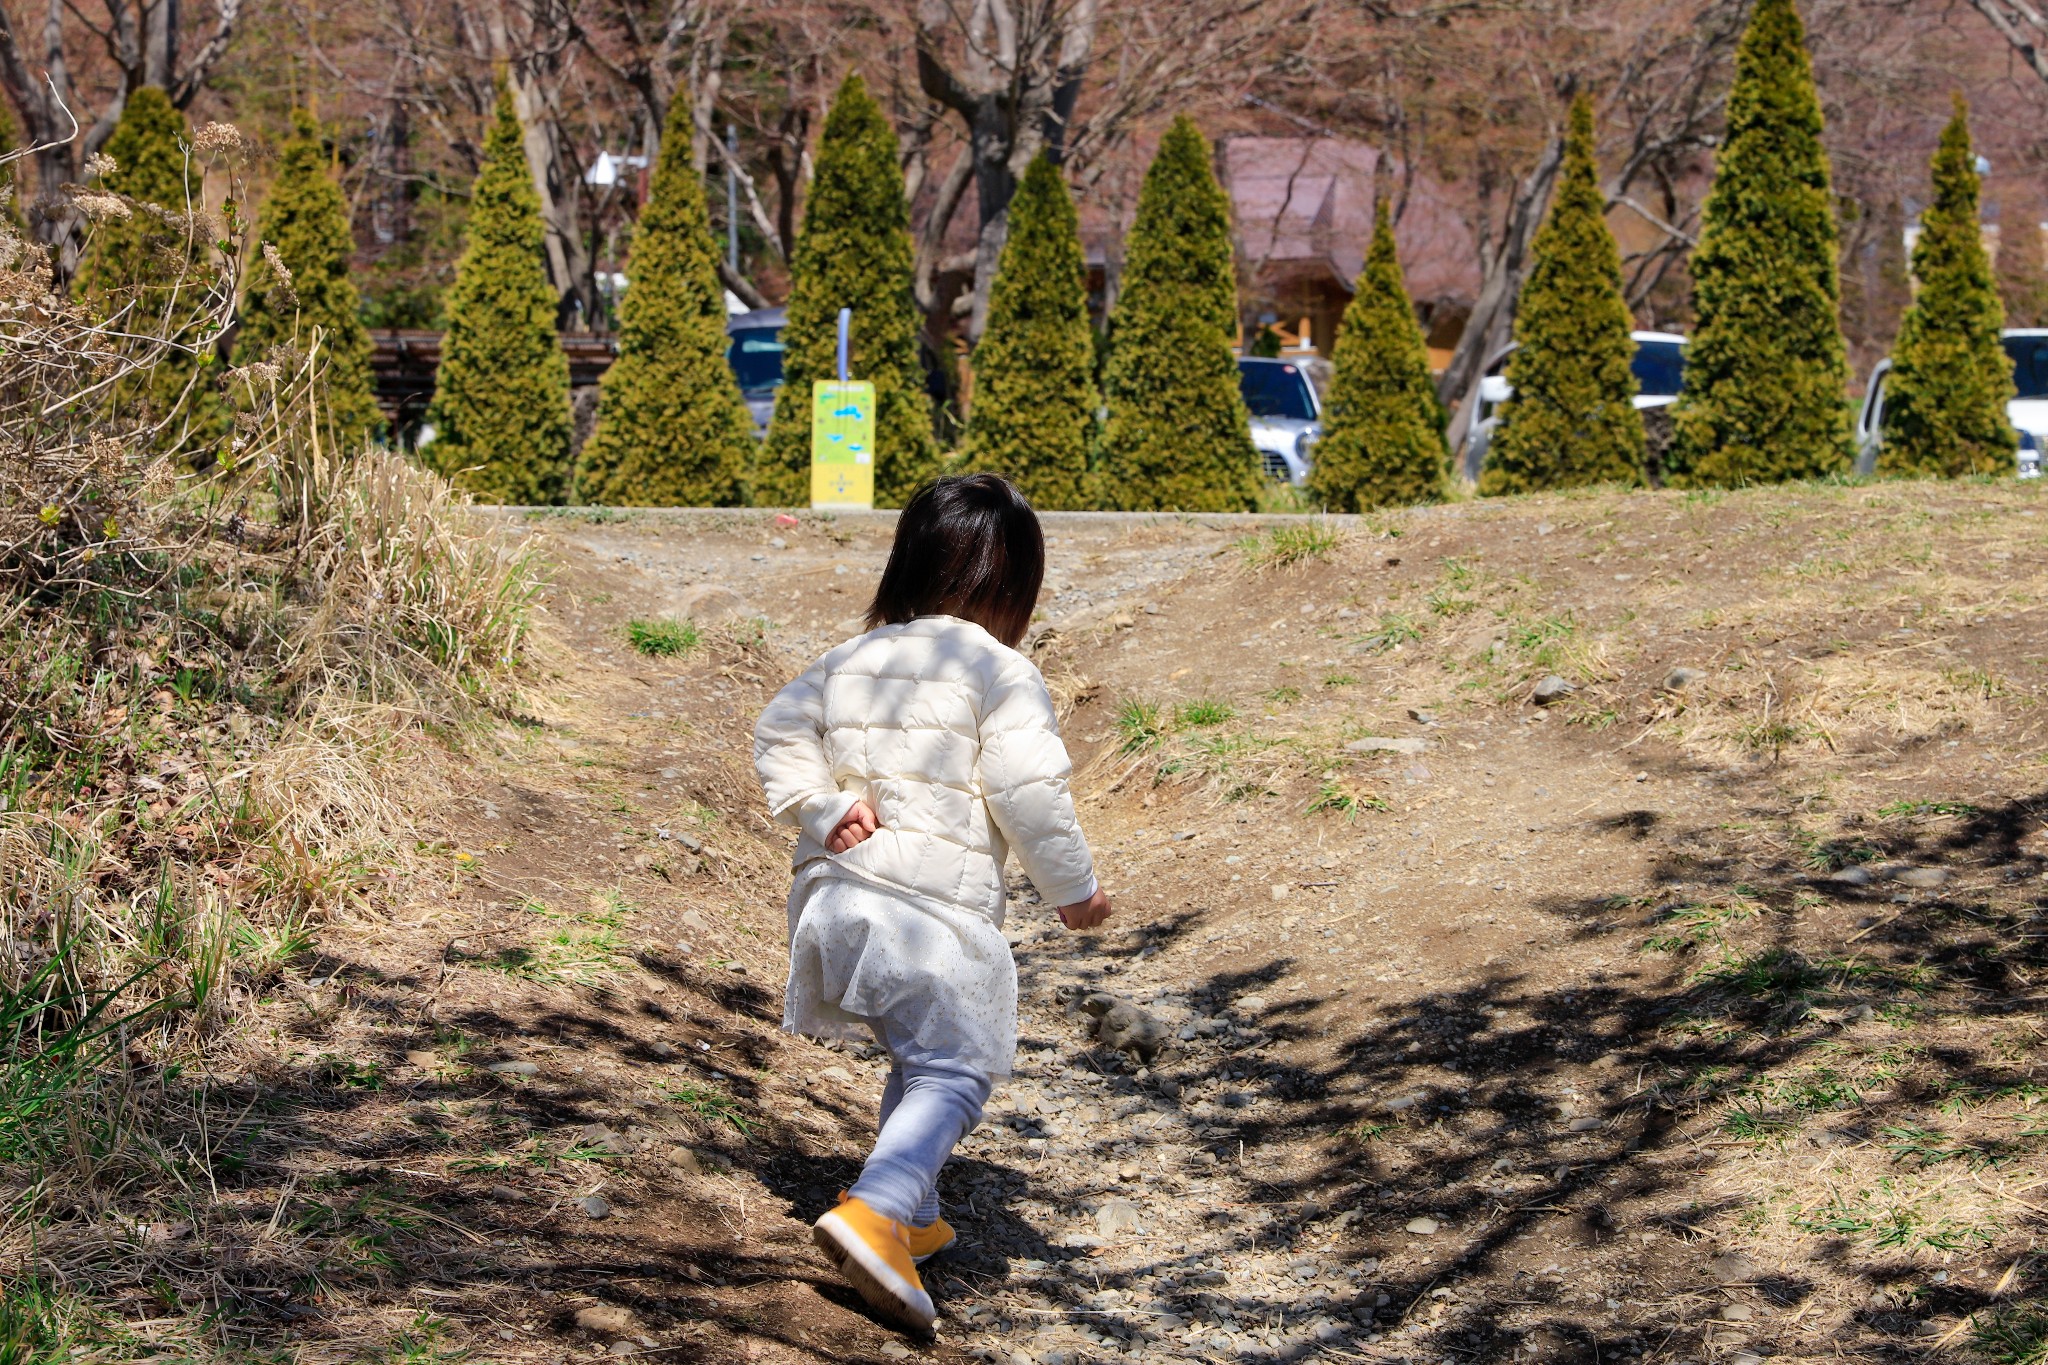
[939,790,2048,1363]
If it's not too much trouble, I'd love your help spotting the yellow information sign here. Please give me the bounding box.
[809,380,876,509]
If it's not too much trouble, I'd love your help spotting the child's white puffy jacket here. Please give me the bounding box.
[753,615,1097,922]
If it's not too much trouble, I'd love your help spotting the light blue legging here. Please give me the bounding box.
[845,1024,992,1227]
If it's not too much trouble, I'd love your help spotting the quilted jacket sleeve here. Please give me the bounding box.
[977,656,1097,909]
[753,662,860,847]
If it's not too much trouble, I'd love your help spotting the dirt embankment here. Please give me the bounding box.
[230,486,2046,1365]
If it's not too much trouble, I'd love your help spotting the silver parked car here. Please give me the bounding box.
[1239,356,1323,485]
[1459,330,1687,481]
[1854,329,2048,478]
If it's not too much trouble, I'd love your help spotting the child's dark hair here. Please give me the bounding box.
[866,474,1044,648]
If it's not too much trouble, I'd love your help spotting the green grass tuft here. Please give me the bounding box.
[1116,698,1166,753]
[1972,1306,2048,1365]
[626,617,700,657]
[1307,777,1388,820]
[477,894,628,987]
[658,1079,752,1134]
[1174,699,1236,728]
[1235,520,1342,570]
[1876,799,1980,819]
[1362,612,1422,652]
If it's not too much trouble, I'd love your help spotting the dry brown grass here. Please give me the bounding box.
[0,128,547,1358]
[1655,649,2002,764]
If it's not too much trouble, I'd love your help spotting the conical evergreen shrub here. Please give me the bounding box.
[1997,207,2048,328]
[423,80,573,504]
[1306,198,1448,511]
[1667,0,1852,487]
[1482,96,1644,495]
[1096,116,1261,512]
[961,154,1095,510]
[575,92,753,507]
[1878,97,2014,478]
[77,87,223,452]
[77,87,195,299]
[236,109,382,449]
[755,73,937,508]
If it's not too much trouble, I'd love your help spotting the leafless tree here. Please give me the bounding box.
[0,0,245,269]
[912,0,1099,334]
[1437,137,1565,457]
[287,0,697,324]
[912,0,1325,337]
[1959,0,2048,87]
[571,0,784,304]
[1434,0,1746,453]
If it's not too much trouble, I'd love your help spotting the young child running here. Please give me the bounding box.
[753,474,1111,1333]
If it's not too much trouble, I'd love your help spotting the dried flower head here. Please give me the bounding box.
[260,243,299,307]
[70,191,132,222]
[85,151,117,180]
[191,122,247,159]
[226,360,284,391]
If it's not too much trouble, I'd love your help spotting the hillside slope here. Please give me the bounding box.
[260,484,2046,1364]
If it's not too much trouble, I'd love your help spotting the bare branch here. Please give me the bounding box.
[1963,0,2048,84]
[170,0,245,107]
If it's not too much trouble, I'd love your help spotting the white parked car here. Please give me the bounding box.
[1239,357,1323,485]
[1459,330,1688,482]
[1854,329,2047,478]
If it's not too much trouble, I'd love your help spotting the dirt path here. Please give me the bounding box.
[299,492,2046,1365]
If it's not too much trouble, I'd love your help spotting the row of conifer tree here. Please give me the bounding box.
[81,0,2017,511]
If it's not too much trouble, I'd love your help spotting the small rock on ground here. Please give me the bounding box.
[1662,666,1708,691]
[1345,736,1428,754]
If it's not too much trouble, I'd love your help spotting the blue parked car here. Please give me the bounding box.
[725,307,956,439]
[727,307,788,437]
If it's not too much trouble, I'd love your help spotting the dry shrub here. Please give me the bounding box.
[0,123,545,1335]
[286,448,544,710]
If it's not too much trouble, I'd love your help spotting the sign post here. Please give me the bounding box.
[811,307,875,510]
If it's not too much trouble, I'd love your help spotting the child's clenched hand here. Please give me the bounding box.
[825,799,879,854]
[1058,887,1112,931]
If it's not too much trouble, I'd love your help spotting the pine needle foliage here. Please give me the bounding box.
[236,109,382,450]
[1667,0,1852,487]
[755,73,937,508]
[423,80,573,505]
[575,92,753,507]
[1481,97,1644,495]
[1878,97,2014,478]
[1997,209,2048,329]
[1097,116,1262,512]
[962,154,1096,509]
[1307,198,1449,510]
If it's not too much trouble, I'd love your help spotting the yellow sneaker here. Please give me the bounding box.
[812,1196,937,1332]
[906,1214,956,1264]
[832,1192,954,1264]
